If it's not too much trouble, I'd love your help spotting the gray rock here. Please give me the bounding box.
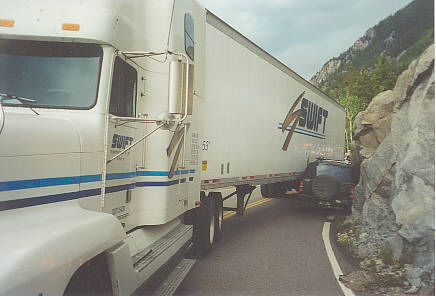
[405,285,420,294]
[361,90,396,125]
[392,176,434,244]
[353,112,365,137]
[405,267,424,288]
[362,136,396,195]
[311,58,342,85]
[351,44,435,288]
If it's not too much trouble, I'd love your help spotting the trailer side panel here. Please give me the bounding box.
[201,11,345,189]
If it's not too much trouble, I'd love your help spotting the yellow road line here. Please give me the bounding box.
[223,200,268,219]
[223,198,272,217]
[223,198,274,220]
[222,198,270,218]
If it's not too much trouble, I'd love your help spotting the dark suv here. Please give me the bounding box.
[297,159,356,213]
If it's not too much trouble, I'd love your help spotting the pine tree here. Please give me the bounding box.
[374,52,397,92]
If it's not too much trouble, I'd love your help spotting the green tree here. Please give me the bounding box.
[343,64,372,103]
[336,92,369,149]
[374,52,397,92]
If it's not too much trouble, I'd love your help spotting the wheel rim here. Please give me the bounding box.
[209,211,215,245]
[218,206,223,231]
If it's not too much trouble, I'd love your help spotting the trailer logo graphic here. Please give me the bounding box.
[280,92,328,151]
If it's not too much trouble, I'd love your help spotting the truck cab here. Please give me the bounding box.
[0,1,205,295]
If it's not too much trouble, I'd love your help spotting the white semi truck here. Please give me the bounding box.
[0,1,345,295]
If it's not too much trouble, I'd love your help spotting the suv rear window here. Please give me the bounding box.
[316,163,352,184]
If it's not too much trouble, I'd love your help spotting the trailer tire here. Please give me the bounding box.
[273,182,288,197]
[193,193,215,255]
[260,184,272,197]
[210,192,223,242]
[262,182,287,198]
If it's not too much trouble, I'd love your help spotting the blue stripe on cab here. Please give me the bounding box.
[0,170,197,192]
[80,174,102,183]
[0,191,80,211]
[136,180,179,187]
[136,170,196,177]
[106,172,136,180]
[0,174,194,211]
[0,176,80,192]
[136,171,169,177]
[105,183,135,193]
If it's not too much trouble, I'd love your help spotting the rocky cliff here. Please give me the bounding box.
[311,0,434,87]
[350,44,434,294]
[311,27,375,85]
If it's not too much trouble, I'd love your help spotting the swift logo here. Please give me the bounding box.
[280,92,328,151]
[111,134,134,149]
[299,98,328,134]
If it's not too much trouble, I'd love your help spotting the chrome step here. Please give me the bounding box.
[153,259,196,296]
[132,224,193,272]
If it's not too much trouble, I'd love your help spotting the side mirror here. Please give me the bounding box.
[168,61,194,115]
[0,98,4,135]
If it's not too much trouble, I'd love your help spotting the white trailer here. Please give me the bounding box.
[0,1,345,295]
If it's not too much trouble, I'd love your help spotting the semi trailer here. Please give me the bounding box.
[0,0,345,295]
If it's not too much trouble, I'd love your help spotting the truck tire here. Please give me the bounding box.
[312,175,338,201]
[210,192,223,242]
[193,193,215,255]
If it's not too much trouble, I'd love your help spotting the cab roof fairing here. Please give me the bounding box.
[0,0,173,53]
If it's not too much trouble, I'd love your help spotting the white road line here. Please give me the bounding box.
[322,222,356,296]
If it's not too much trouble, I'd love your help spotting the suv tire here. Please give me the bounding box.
[311,175,338,200]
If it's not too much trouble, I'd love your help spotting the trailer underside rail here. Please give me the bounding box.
[220,185,256,216]
[201,173,303,190]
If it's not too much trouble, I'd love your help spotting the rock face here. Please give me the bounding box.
[311,28,375,86]
[310,58,342,86]
[351,45,435,291]
[311,0,434,87]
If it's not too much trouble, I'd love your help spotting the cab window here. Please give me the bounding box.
[184,13,194,61]
[109,57,137,117]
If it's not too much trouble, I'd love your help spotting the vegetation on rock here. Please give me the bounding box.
[311,0,434,147]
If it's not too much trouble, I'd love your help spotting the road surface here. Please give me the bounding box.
[178,187,355,296]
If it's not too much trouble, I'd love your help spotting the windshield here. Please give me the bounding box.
[0,39,102,109]
[316,163,352,183]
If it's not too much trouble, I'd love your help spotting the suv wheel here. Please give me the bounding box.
[312,175,338,200]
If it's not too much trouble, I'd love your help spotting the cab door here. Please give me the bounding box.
[105,56,142,226]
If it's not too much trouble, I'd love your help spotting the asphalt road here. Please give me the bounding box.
[177,187,355,296]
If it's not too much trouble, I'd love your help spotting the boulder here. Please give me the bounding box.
[351,44,435,290]
[353,90,398,159]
